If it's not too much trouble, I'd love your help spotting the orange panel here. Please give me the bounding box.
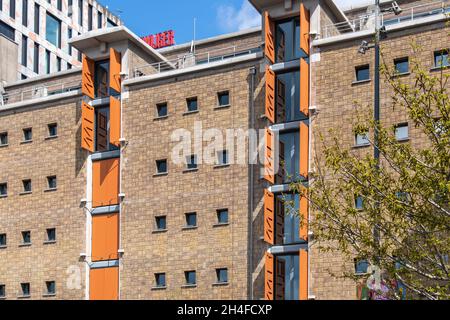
[264,128,275,184]
[82,56,95,99]
[264,12,275,64]
[92,213,119,262]
[300,122,309,179]
[300,58,310,116]
[264,189,275,245]
[92,158,120,208]
[90,267,119,300]
[81,102,95,152]
[300,4,310,55]
[300,190,308,241]
[110,96,121,147]
[265,66,275,123]
[265,252,274,300]
[299,250,308,300]
[109,48,122,93]
[275,259,286,300]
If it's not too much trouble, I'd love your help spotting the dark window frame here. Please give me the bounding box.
[394,57,409,74]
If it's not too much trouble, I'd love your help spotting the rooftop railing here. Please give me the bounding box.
[321,0,450,39]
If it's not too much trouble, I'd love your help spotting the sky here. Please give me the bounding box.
[99,0,362,45]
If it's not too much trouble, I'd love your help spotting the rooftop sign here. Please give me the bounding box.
[141,30,175,49]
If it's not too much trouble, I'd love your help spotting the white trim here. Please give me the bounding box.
[84,154,93,300]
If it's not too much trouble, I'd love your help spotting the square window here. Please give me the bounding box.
[155,216,167,230]
[21,283,30,296]
[0,284,5,298]
[22,179,32,193]
[218,91,230,106]
[48,123,57,137]
[355,260,369,274]
[22,231,31,244]
[184,271,196,285]
[395,123,409,141]
[355,196,364,210]
[185,213,197,227]
[217,150,229,165]
[217,209,229,224]
[186,97,198,112]
[216,268,228,283]
[156,160,168,174]
[46,228,56,242]
[155,273,166,288]
[0,132,7,146]
[355,65,370,82]
[46,281,55,295]
[186,155,198,170]
[156,103,168,118]
[394,57,409,74]
[355,133,369,146]
[0,234,6,246]
[23,128,32,141]
[47,176,57,189]
[0,183,7,196]
[434,50,449,68]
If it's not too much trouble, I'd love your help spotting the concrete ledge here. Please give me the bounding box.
[268,244,308,255]
[91,205,120,215]
[90,260,120,269]
[91,149,121,161]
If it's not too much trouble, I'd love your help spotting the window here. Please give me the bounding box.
[97,11,103,28]
[47,176,57,190]
[21,74,27,80]
[355,132,369,146]
[186,97,198,112]
[78,0,83,26]
[394,57,409,74]
[217,150,229,166]
[45,49,51,74]
[57,0,62,11]
[33,43,39,73]
[434,50,449,68]
[155,216,167,231]
[156,159,168,174]
[0,20,15,41]
[184,271,196,285]
[355,65,370,82]
[21,283,30,297]
[186,155,197,170]
[68,28,73,55]
[68,0,72,17]
[46,228,56,242]
[156,102,168,118]
[185,213,197,228]
[88,4,93,30]
[355,196,364,210]
[276,71,303,123]
[107,18,116,27]
[94,60,109,98]
[46,13,61,48]
[276,17,302,62]
[279,131,300,183]
[0,183,7,196]
[45,281,55,295]
[0,233,6,246]
[155,273,166,288]
[276,194,301,245]
[0,285,5,298]
[355,259,369,274]
[22,0,28,26]
[48,123,57,137]
[22,179,32,193]
[217,209,228,224]
[10,0,15,19]
[395,123,409,141]
[276,254,299,300]
[67,63,72,70]
[0,132,7,146]
[218,91,230,107]
[57,57,61,72]
[21,36,27,67]
[216,268,228,283]
[34,3,39,34]
[23,128,32,141]
[22,231,31,244]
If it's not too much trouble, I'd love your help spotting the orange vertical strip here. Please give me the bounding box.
[300,58,310,116]
[110,96,121,147]
[109,48,122,93]
[264,12,275,64]
[265,66,276,123]
[81,102,95,152]
[299,250,308,300]
[300,122,309,179]
[82,56,95,99]
[265,252,274,300]
[92,213,119,262]
[300,4,310,55]
[90,267,119,300]
[92,158,120,208]
[264,189,275,245]
[264,128,275,184]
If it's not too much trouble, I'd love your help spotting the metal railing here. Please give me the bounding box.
[321,0,449,39]
[132,42,262,78]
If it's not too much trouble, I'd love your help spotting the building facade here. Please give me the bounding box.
[0,0,449,300]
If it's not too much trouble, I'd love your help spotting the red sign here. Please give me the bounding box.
[142,30,175,49]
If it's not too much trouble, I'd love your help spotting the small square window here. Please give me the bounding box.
[155,216,167,230]
[355,65,370,82]
[184,271,196,285]
[186,155,198,170]
[46,228,56,242]
[22,231,31,244]
[22,179,32,193]
[48,123,57,137]
[355,133,369,146]
[0,234,6,246]
[156,103,168,118]
[0,183,7,196]
[23,128,32,142]
[0,132,8,146]
[155,273,166,288]
[156,160,168,174]
[186,97,198,112]
[21,283,30,296]
[355,259,369,274]
[47,176,57,189]
[185,213,197,227]
[355,196,364,210]
[394,57,409,74]
[395,123,409,141]
[217,209,229,224]
[434,50,449,68]
[45,281,55,295]
[217,150,229,165]
[0,284,5,298]
[218,91,230,106]
[216,268,228,283]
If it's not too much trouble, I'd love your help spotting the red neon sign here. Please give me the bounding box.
[142,30,175,49]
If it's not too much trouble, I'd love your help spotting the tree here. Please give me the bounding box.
[290,45,450,300]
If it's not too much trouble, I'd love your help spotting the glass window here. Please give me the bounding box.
[23,128,32,141]
[355,260,369,274]
[184,271,196,285]
[276,18,302,63]
[10,0,15,19]
[155,273,166,287]
[355,133,369,146]
[276,71,303,123]
[22,231,31,244]
[355,196,364,210]
[217,209,228,224]
[395,123,409,141]
[355,65,370,82]
[0,132,8,146]
[0,183,7,196]
[434,50,449,68]
[185,213,197,227]
[94,60,109,98]
[57,0,62,10]
[155,216,166,230]
[276,194,301,245]
[217,150,229,165]
[22,179,31,193]
[186,155,197,170]
[0,20,15,41]
[156,103,168,118]
[88,4,93,30]
[107,18,116,27]
[21,283,30,296]
[275,254,299,300]
[22,0,28,26]
[46,228,56,241]
[78,0,83,25]
[0,285,5,298]
[57,57,61,72]
[34,43,39,73]
[47,176,57,189]
[216,268,228,283]
[279,131,300,183]
[156,160,167,174]
[98,11,103,28]
[46,13,61,48]
[186,97,198,112]
[46,281,55,294]
[45,49,51,74]
[218,91,230,106]
[34,4,39,34]
[21,35,27,67]
[0,233,6,246]
[394,57,409,74]
[48,123,57,137]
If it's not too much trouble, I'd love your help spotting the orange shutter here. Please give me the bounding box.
[264,189,275,245]
[96,111,108,152]
[109,48,122,93]
[300,122,309,179]
[300,58,309,116]
[300,190,308,241]
[110,96,121,147]
[264,128,275,184]
[81,102,95,152]
[264,12,275,64]
[92,158,120,208]
[82,56,95,99]
[275,259,286,300]
[276,196,285,244]
[90,267,119,300]
[265,252,274,300]
[92,213,119,262]
[300,4,310,55]
[265,66,275,123]
[299,250,308,300]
